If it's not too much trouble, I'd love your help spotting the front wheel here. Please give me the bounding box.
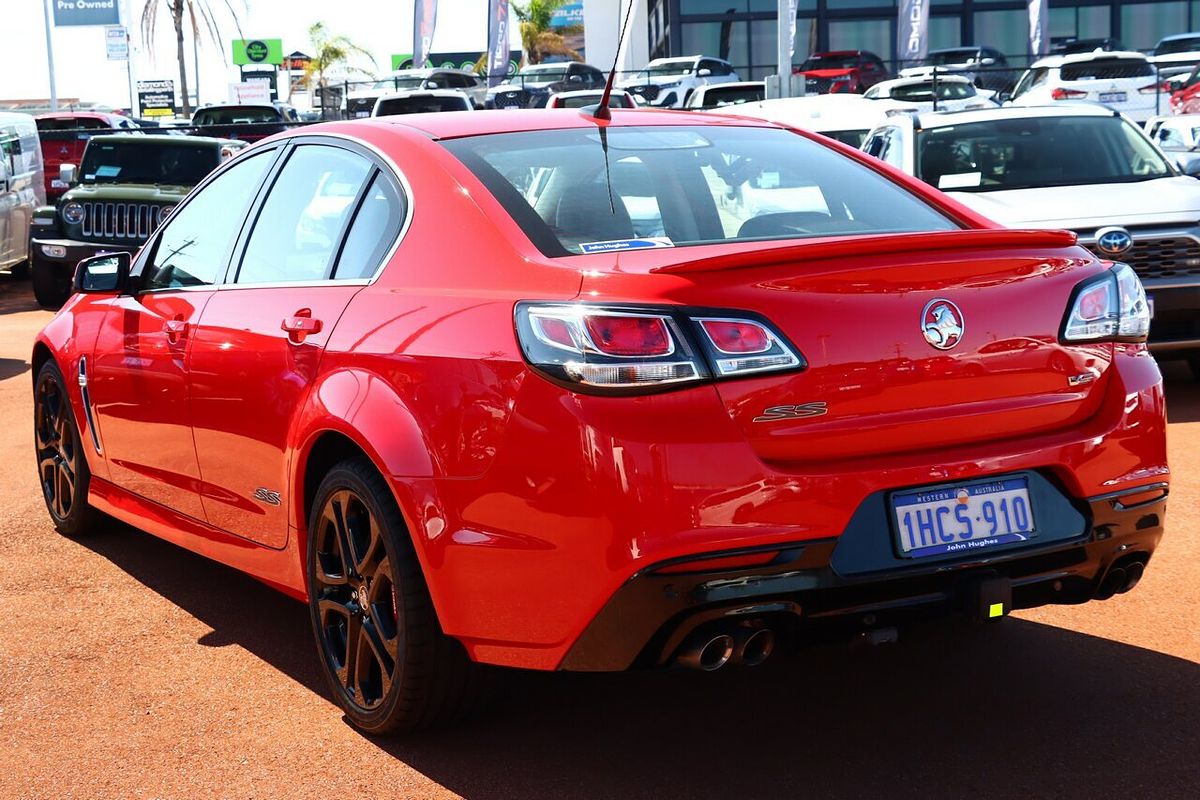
[306,457,483,734]
[34,361,101,536]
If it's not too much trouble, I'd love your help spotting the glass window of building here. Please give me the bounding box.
[1122,2,1188,51]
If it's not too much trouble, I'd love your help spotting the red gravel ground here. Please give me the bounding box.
[0,274,1196,799]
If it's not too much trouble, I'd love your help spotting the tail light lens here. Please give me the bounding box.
[1139,82,1168,95]
[516,303,805,392]
[1051,87,1088,100]
[1062,263,1149,343]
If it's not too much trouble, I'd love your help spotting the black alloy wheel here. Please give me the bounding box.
[306,457,483,733]
[34,361,99,536]
[312,487,400,712]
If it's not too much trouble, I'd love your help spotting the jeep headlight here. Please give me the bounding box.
[61,202,85,225]
[658,80,682,90]
[158,205,176,223]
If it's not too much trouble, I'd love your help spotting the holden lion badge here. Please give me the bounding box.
[921,299,964,351]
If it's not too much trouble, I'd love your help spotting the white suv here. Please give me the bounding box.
[1007,51,1165,123]
[860,105,1200,370]
[619,56,740,109]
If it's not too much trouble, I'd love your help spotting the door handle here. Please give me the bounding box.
[164,318,187,343]
[281,313,323,343]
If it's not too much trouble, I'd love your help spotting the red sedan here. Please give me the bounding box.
[32,107,1168,733]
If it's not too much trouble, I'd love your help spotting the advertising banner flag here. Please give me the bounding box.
[788,0,798,58]
[897,0,930,67]
[487,0,510,87]
[414,0,438,69]
[1028,0,1049,58]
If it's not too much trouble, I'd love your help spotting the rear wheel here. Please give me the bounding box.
[306,457,482,734]
[31,257,69,309]
[34,361,101,536]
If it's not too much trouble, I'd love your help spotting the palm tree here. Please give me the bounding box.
[302,22,377,118]
[513,0,581,65]
[140,1,246,118]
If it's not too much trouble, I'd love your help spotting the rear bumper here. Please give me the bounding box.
[1139,281,1200,355]
[560,485,1167,671]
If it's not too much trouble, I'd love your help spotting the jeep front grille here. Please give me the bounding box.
[79,202,167,243]
[1125,236,1200,280]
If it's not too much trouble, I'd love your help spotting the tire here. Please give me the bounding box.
[34,361,102,537]
[31,257,69,310]
[1188,354,1200,381]
[306,457,483,734]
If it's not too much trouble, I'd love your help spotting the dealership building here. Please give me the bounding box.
[583,1,1200,80]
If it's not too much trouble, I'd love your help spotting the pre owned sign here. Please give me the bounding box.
[53,0,121,27]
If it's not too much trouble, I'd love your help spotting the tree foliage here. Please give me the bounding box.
[513,0,581,65]
[140,0,246,117]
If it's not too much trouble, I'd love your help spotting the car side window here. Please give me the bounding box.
[1159,126,1187,148]
[142,150,274,291]
[237,144,373,285]
[334,172,407,279]
[426,74,449,89]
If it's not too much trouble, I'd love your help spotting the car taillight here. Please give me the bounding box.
[1062,263,1149,343]
[1139,82,1168,95]
[1051,87,1088,100]
[516,303,804,392]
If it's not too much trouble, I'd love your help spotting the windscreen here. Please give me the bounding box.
[697,86,764,107]
[890,82,975,102]
[640,60,694,77]
[519,66,569,82]
[927,49,978,65]
[822,129,870,148]
[1155,36,1200,56]
[556,93,604,108]
[81,142,217,185]
[914,115,1173,192]
[1060,59,1152,81]
[375,95,468,115]
[374,76,425,90]
[192,106,281,125]
[443,125,957,257]
[800,54,860,70]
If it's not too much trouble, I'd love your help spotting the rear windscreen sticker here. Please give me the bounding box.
[579,237,675,254]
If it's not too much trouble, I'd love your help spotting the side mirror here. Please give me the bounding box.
[995,91,1012,104]
[1185,160,1200,178]
[59,163,77,186]
[73,251,130,294]
[568,74,583,83]
[979,57,996,66]
[697,68,712,77]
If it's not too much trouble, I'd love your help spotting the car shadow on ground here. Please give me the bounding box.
[0,357,30,381]
[1163,361,1200,423]
[0,275,40,316]
[79,519,1198,800]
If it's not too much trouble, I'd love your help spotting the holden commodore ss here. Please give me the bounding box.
[32,108,1168,733]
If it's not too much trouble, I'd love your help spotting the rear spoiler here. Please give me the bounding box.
[652,229,1079,275]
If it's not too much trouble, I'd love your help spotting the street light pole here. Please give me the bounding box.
[776,0,791,99]
[41,0,59,110]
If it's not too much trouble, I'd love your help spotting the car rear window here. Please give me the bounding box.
[696,86,764,108]
[442,125,958,257]
[193,106,282,125]
[1060,59,1152,81]
[890,82,975,102]
[375,95,469,115]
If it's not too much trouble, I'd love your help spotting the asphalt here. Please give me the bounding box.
[0,274,1196,799]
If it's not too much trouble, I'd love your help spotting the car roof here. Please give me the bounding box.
[1159,32,1200,43]
[197,103,277,110]
[699,81,764,91]
[322,108,778,140]
[376,89,468,100]
[35,111,122,121]
[551,89,630,98]
[1030,50,1148,68]
[725,94,917,132]
[911,104,1117,129]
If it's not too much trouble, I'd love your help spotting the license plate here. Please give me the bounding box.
[1099,91,1127,103]
[892,477,1036,559]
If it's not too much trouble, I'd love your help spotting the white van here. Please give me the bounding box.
[0,112,45,278]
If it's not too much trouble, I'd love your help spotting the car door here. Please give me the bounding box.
[188,140,404,547]
[87,148,277,520]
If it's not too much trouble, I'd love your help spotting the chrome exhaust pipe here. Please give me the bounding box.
[1095,566,1127,600]
[676,633,735,671]
[1120,561,1145,594]
[732,627,776,667]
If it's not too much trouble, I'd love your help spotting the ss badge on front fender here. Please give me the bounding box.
[253,487,282,506]
[753,402,828,423]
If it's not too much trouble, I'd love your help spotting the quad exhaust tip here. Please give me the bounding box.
[677,633,735,671]
[733,627,776,667]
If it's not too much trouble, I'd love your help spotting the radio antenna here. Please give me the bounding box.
[590,0,635,121]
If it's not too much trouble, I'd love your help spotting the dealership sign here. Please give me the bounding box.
[137,79,175,118]
[896,0,930,65]
[232,38,283,66]
[52,0,121,27]
[105,26,128,61]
